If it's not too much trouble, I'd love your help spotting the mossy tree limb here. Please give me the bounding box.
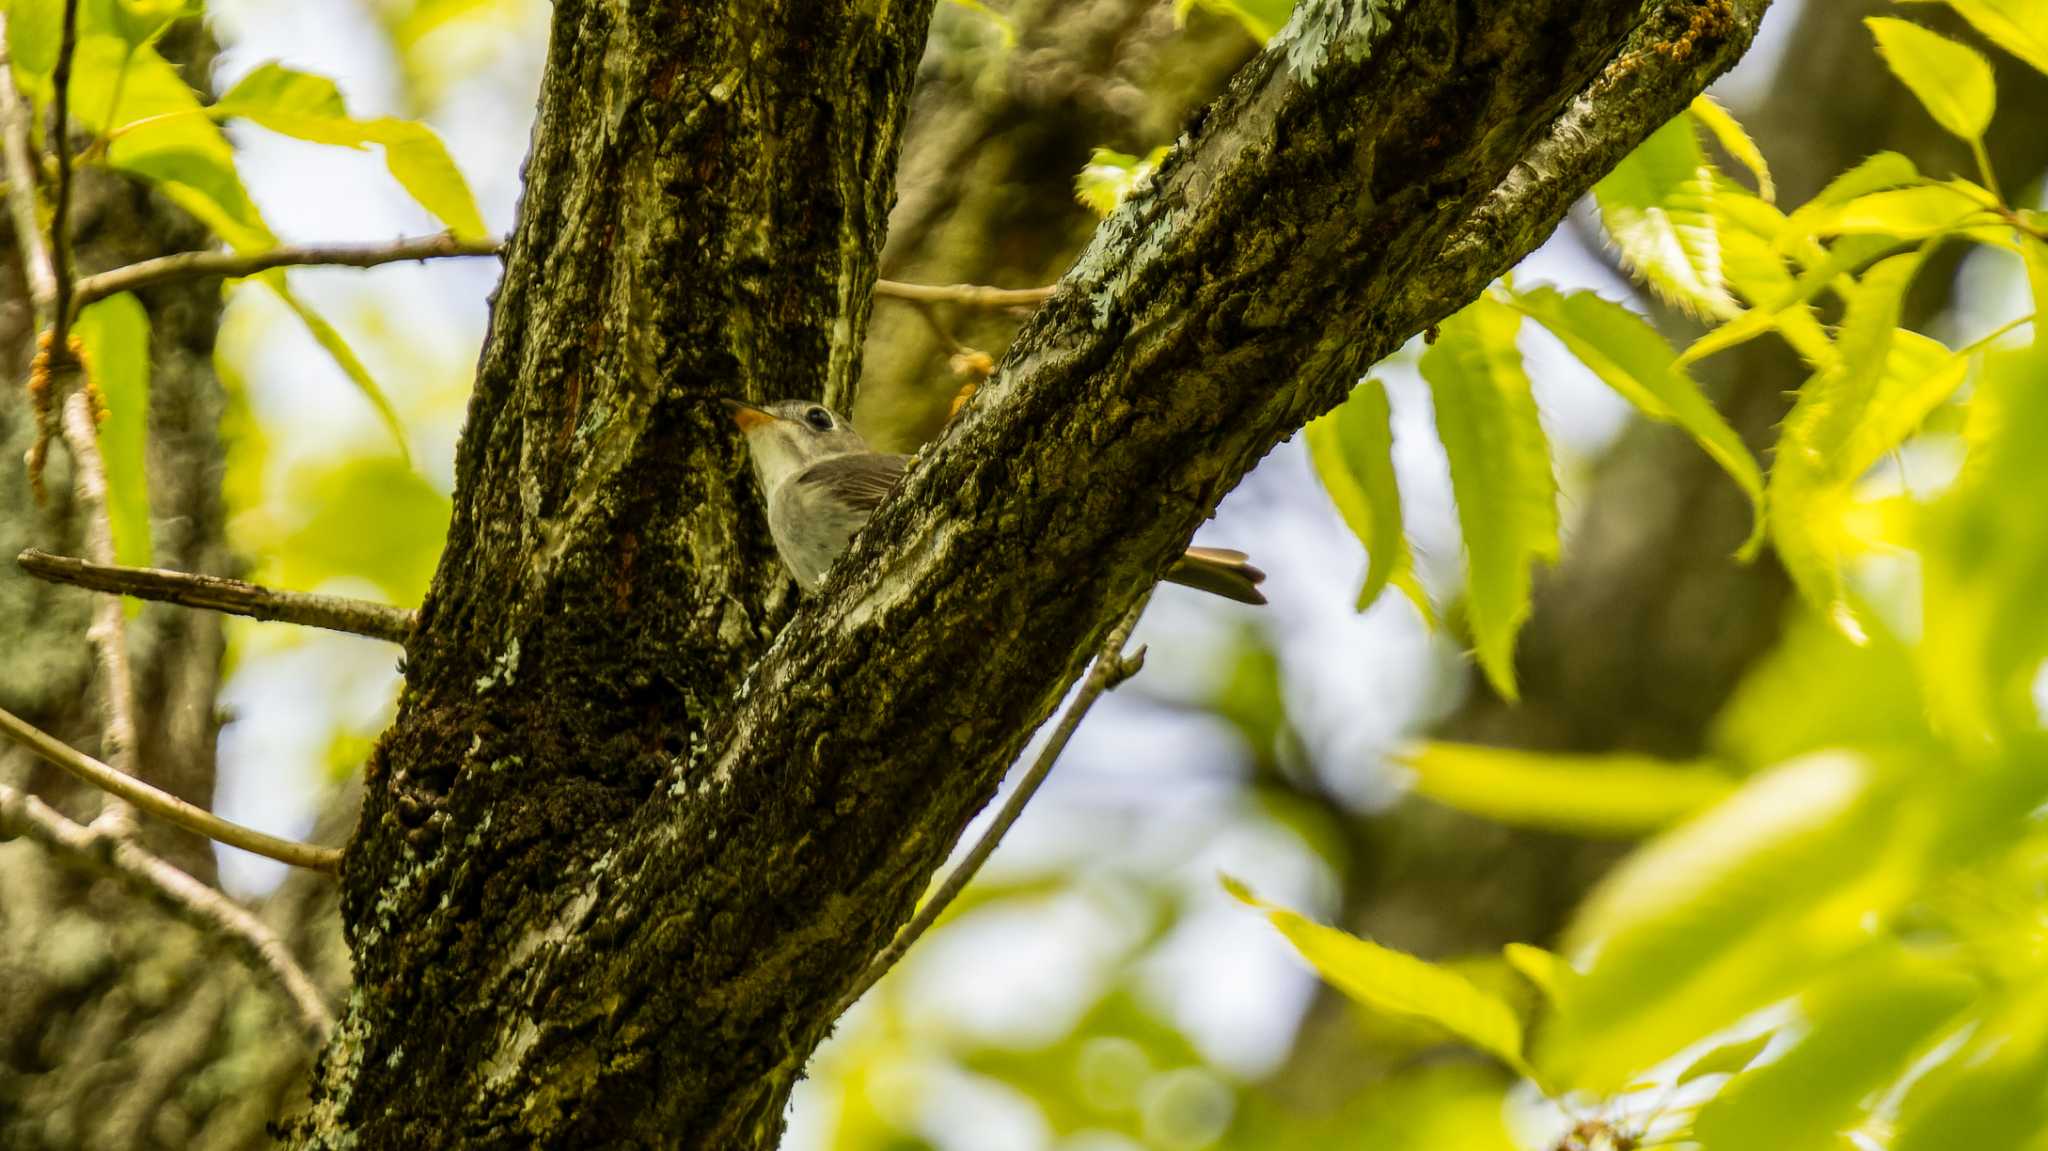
[312,1,1771,1148]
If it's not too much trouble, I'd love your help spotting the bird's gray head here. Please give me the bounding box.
[722,399,870,491]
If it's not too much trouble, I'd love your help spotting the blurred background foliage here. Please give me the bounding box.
[3,0,2048,1148]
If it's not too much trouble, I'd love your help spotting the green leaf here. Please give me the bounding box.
[1305,378,1429,618]
[1688,95,1773,202]
[1397,742,1734,837]
[1225,876,1533,1078]
[1593,115,1735,318]
[1817,183,1996,240]
[1919,341,2048,741]
[1892,984,2048,1151]
[1502,943,1574,1005]
[1173,0,1297,42]
[1511,285,1765,557]
[259,272,412,464]
[7,0,62,81]
[1770,252,1967,639]
[1867,17,1998,142]
[1421,297,1559,700]
[74,293,152,573]
[1673,1032,1774,1087]
[1692,948,1977,1151]
[211,62,487,238]
[266,455,451,606]
[1901,0,2048,75]
[1541,752,1916,1091]
[1074,145,1168,218]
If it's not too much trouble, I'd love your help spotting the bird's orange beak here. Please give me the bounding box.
[721,398,776,432]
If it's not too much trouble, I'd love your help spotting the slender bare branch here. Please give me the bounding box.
[46,0,79,349]
[0,780,334,1039]
[55,391,145,833]
[873,278,1056,309]
[0,24,52,316]
[70,233,507,315]
[20,548,418,643]
[0,703,344,872]
[830,593,1152,1020]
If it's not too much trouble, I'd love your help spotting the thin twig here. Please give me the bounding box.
[20,549,418,643]
[70,233,506,316]
[46,0,79,350]
[874,279,1056,309]
[0,780,334,1039]
[0,23,52,315]
[0,702,344,872]
[831,593,1152,1019]
[58,390,143,834]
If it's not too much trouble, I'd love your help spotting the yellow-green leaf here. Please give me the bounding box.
[1074,145,1168,218]
[1818,183,1996,240]
[260,272,411,464]
[1673,1032,1774,1087]
[1778,152,1922,255]
[1867,17,1998,142]
[1593,115,1735,318]
[1692,948,1976,1151]
[1225,877,1532,1077]
[75,292,153,574]
[1688,94,1773,202]
[1901,0,2048,75]
[1511,285,1765,557]
[1421,297,1558,700]
[211,62,487,238]
[1305,378,1428,619]
[1770,252,1966,639]
[1397,742,1734,837]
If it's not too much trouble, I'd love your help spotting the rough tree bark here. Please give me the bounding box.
[0,26,347,1151]
[302,1,1772,1147]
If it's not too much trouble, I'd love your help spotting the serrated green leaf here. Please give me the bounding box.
[1693,948,1976,1151]
[1074,145,1167,218]
[1901,0,2048,75]
[1225,876,1533,1078]
[1778,152,1922,255]
[1422,297,1557,700]
[1770,252,1967,639]
[1701,183,1836,369]
[75,292,152,575]
[1892,984,2048,1151]
[1688,95,1772,202]
[1593,115,1734,318]
[1868,17,1997,142]
[210,62,487,238]
[260,272,411,464]
[1305,378,1429,619]
[1673,1032,1773,1087]
[1397,742,1733,837]
[1542,752,1915,1091]
[1818,183,1996,240]
[1511,285,1765,557]
[1919,341,2048,742]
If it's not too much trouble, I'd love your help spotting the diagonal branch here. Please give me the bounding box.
[19,548,417,643]
[831,592,1152,1020]
[0,703,343,872]
[0,780,334,1039]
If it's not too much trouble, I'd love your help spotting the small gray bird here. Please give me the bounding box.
[725,398,1266,604]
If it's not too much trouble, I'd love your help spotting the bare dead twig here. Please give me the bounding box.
[873,279,1057,309]
[830,592,1152,1019]
[45,0,79,350]
[0,26,52,314]
[20,549,418,643]
[69,233,507,316]
[0,780,335,1039]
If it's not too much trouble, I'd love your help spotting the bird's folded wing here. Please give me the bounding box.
[794,452,910,515]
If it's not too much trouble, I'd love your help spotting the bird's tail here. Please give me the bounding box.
[1166,546,1267,606]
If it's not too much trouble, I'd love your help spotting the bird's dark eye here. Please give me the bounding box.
[803,407,834,431]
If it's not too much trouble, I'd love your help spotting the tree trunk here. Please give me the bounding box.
[301,2,1771,1147]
